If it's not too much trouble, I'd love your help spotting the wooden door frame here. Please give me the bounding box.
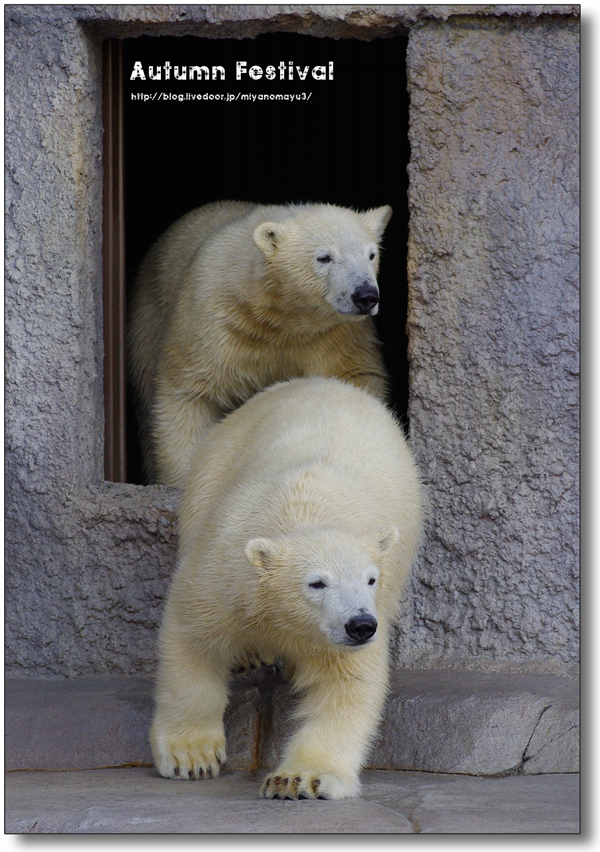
[102,38,127,482]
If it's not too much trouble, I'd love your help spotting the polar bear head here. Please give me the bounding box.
[253,204,392,319]
[245,525,399,649]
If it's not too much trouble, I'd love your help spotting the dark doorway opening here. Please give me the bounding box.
[116,33,410,484]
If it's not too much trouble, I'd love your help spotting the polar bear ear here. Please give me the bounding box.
[245,538,279,571]
[373,525,400,556]
[253,222,288,257]
[361,206,393,241]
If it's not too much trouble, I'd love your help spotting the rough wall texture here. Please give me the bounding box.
[404,16,579,664]
[5,8,180,676]
[5,5,579,677]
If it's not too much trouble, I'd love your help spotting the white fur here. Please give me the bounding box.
[128,201,392,487]
[150,377,422,800]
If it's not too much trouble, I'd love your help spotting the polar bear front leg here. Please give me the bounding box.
[150,636,229,780]
[261,645,389,800]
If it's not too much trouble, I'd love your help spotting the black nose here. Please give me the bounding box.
[351,284,379,314]
[345,614,377,644]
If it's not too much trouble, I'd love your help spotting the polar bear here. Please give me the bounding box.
[128,200,392,487]
[150,377,422,799]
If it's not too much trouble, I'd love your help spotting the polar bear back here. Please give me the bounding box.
[179,377,421,588]
[128,200,256,419]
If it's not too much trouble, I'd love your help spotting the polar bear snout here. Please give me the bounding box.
[351,283,379,315]
[344,613,378,645]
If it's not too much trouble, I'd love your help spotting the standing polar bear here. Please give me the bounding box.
[128,200,392,487]
[150,377,422,800]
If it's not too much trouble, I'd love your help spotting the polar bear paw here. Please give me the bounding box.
[231,650,276,676]
[153,736,226,781]
[260,769,359,800]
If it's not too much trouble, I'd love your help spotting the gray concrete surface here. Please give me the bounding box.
[5,670,579,776]
[5,670,579,834]
[5,767,579,834]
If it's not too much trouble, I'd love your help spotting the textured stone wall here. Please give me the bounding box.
[5,7,180,676]
[404,15,579,664]
[5,5,579,677]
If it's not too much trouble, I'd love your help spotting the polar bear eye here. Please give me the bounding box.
[309,580,326,589]
[317,254,332,264]
[369,251,376,261]
[368,577,376,586]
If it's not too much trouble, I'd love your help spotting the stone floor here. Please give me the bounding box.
[5,767,579,834]
[5,669,580,835]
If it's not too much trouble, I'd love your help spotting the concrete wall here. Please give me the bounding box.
[5,5,579,677]
[402,14,580,666]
